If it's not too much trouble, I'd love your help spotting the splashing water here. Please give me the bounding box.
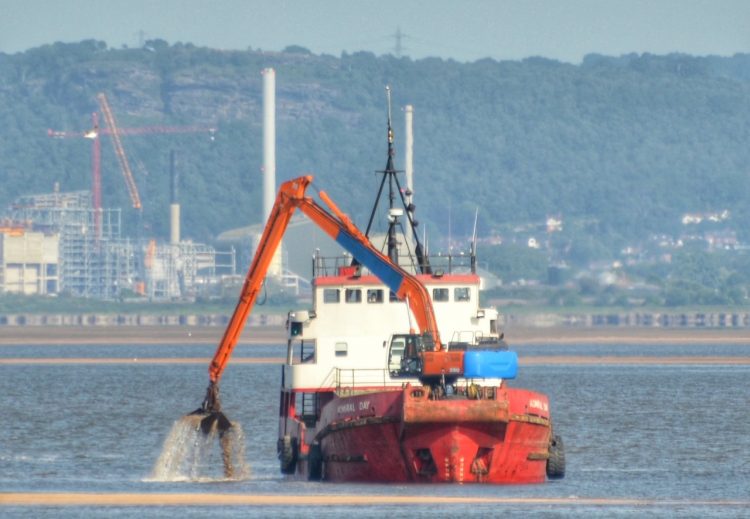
[148,415,250,482]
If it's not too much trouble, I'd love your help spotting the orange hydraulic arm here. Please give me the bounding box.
[206,175,441,385]
[97,93,142,210]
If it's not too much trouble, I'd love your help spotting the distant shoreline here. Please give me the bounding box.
[504,325,750,345]
[0,325,279,345]
[0,324,749,345]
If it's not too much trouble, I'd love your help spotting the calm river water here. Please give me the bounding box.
[1,340,748,517]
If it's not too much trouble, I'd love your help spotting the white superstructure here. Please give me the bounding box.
[283,262,501,392]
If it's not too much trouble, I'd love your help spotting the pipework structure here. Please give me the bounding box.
[8,190,133,299]
[5,187,235,301]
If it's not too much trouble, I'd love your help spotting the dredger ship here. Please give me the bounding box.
[192,98,565,484]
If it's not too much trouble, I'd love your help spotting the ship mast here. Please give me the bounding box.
[362,86,430,273]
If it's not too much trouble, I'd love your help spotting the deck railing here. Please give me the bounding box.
[312,251,475,278]
[332,367,410,393]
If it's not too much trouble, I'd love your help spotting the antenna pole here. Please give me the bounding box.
[359,86,430,273]
[385,86,399,265]
[471,208,478,274]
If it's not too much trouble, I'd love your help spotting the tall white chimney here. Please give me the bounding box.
[404,104,414,246]
[261,68,282,276]
[169,150,180,244]
[262,68,276,224]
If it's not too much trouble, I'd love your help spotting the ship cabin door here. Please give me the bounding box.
[388,333,423,377]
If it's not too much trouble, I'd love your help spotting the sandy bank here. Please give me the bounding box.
[0,325,749,346]
[0,326,283,345]
[0,492,747,507]
[504,326,750,345]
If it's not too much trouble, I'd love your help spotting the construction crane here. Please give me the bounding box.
[48,99,217,238]
[96,93,142,211]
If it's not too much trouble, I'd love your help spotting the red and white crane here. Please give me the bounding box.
[48,93,216,238]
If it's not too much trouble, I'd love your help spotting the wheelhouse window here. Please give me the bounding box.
[454,287,470,302]
[367,289,384,303]
[323,288,340,303]
[432,288,449,302]
[335,342,348,357]
[289,340,316,364]
[389,290,400,302]
[345,288,362,303]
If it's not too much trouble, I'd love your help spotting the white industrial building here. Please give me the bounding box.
[0,229,59,295]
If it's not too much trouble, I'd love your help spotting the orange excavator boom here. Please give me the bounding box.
[207,175,441,385]
[207,176,310,382]
[193,174,442,438]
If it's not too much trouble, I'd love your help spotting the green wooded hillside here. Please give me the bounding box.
[2,41,750,256]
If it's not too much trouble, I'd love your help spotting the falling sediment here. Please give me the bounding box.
[149,415,249,482]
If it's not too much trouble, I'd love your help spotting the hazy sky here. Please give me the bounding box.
[1,0,748,63]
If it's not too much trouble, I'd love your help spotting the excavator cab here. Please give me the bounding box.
[388,333,437,377]
[393,334,422,376]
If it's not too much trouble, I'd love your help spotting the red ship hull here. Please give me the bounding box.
[290,383,552,484]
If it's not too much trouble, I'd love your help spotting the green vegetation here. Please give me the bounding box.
[480,248,750,309]
[3,42,750,243]
[2,42,750,310]
[479,244,548,283]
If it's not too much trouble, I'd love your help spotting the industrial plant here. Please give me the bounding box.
[0,176,236,301]
[1,67,369,303]
[0,87,260,302]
